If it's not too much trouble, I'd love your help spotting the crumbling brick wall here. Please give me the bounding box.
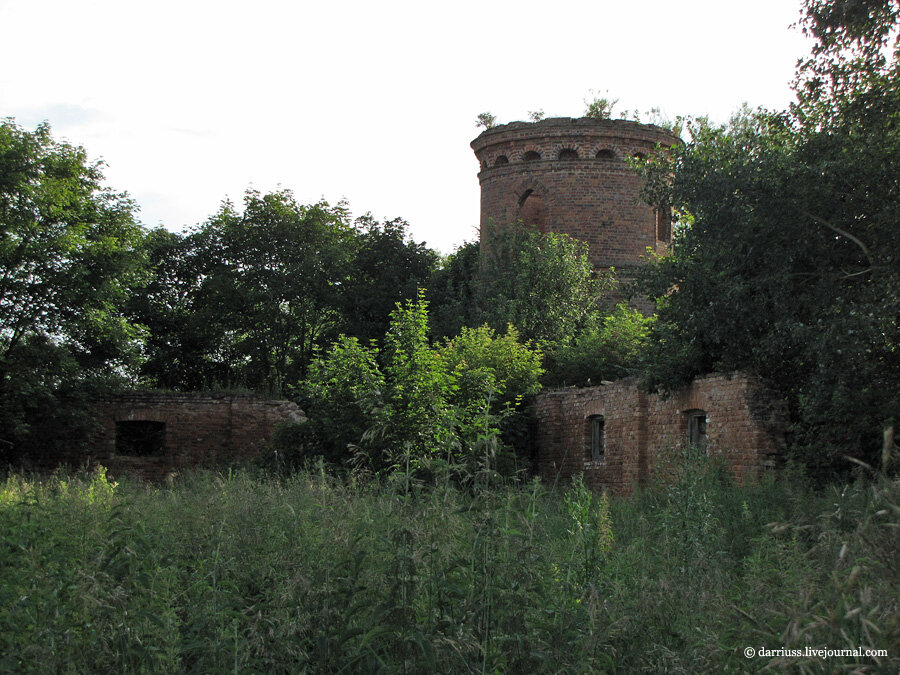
[533,373,786,494]
[62,393,305,480]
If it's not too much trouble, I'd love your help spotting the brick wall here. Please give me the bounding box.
[533,373,786,494]
[43,393,305,480]
[471,117,678,273]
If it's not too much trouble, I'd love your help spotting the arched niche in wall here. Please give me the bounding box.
[517,189,548,233]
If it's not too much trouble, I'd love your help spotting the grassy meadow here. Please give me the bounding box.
[0,458,897,673]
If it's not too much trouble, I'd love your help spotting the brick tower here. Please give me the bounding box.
[470,117,678,277]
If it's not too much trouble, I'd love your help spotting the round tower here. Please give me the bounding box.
[471,117,678,273]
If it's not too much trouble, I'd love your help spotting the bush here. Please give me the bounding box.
[297,296,544,481]
[544,303,652,387]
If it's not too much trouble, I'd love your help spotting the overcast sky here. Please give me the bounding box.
[1,0,812,253]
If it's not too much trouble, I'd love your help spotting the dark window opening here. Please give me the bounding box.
[586,415,605,462]
[518,190,548,233]
[687,410,708,451]
[116,421,166,457]
[495,155,509,166]
[523,150,541,162]
[633,152,647,160]
[596,148,616,159]
[558,148,578,160]
[656,207,672,242]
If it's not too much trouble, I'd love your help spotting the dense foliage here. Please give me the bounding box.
[1,465,896,672]
[340,215,440,346]
[543,303,653,387]
[0,120,146,463]
[428,230,648,391]
[431,227,610,347]
[276,295,544,476]
[3,0,897,481]
[637,2,900,475]
[2,2,899,671]
[1,115,621,469]
[131,192,437,394]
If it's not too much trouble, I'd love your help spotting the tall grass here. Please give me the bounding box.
[0,459,897,672]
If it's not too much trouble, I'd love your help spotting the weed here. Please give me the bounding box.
[0,464,897,672]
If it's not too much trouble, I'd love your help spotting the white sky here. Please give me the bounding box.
[1,0,812,253]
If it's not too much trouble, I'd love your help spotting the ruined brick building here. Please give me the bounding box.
[471,117,787,493]
[91,393,306,480]
[56,117,784,487]
[36,393,305,480]
[471,116,677,279]
[532,374,786,495]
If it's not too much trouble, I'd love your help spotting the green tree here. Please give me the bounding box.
[135,190,356,394]
[341,216,439,345]
[0,120,146,461]
[477,226,610,347]
[295,296,544,475]
[134,199,437,394]
[439,324,543,413]
[637,0,900,475]
[427,240,481,340]
[429,229,619,390]
[291,335,385,467]
[440,323,545,474]
[429,229,609,346]
[378,293,454,464]
[128,226,230,389]
[208,191,356,392]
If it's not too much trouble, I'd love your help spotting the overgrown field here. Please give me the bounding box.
[1,460,897,673]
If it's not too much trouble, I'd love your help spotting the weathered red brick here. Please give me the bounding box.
[532,373,787,495]
[32,393,305,481]
[471,117,678,280]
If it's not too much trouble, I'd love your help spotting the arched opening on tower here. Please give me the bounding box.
[558,148,578,160]
[495,155,509,166]
[523,150,541,162]
[517,190,548,233]
[596,148,616,160]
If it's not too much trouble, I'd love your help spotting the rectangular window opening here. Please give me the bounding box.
[115,421,166,457]
[587,415,605,463]
[687,410,708,452]
[656,207,672,243]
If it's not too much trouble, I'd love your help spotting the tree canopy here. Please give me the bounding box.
[0,120,146,460]
[429,228,611,347]
[637,0,900,475]
[132,192,438,395]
